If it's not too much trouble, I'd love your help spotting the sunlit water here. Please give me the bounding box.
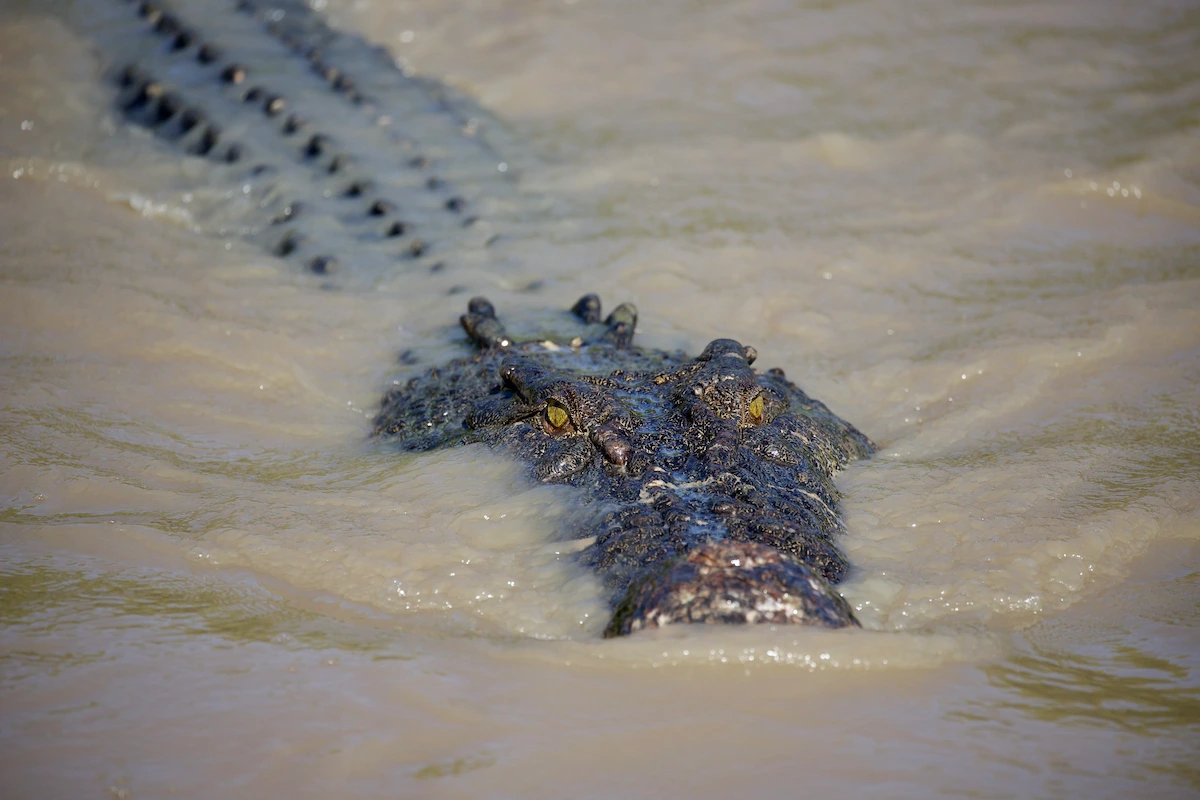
[1,0,1198,796]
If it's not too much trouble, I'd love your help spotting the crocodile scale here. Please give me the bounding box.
[84,0,544,287]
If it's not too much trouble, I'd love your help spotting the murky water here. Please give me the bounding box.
[2,0,1198,796]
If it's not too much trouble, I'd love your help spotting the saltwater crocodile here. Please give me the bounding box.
[77,0,542,289]
[71,0,876,635]
[375,295,875,635]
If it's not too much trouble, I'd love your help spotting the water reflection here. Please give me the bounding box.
[2,0,1200,793]
[0,557,403,687]
[983,641,1199,733]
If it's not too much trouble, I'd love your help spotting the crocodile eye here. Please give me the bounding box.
[748,394,765,426]
[544,401,572,433]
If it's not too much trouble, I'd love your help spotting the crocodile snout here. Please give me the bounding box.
[604,540,860,637]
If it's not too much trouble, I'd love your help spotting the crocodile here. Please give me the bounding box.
[73,0,543,289]
[69,0,876,635]
[374,296,875,636]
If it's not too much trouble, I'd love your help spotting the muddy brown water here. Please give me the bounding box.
[2,0,1198,797]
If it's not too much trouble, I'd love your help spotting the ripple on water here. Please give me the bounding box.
[1,0,1199,794]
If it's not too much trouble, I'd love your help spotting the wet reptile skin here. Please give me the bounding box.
[83,0,876,635]
[87,0,540,288]
[375,297,874,636]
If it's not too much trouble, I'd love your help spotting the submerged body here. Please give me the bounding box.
[83,0,875,635]
[375,296,874,635]
[87,0,540,287]
[5,0,1196,791]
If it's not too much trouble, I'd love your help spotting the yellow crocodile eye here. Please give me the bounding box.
[546,402,570,430]
[748,394,765,425]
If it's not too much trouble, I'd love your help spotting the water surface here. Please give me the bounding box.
[1,0,1198,796]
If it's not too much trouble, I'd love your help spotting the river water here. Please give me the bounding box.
[1,0,1198,796]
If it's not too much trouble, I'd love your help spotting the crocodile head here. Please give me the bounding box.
[374,295,875,636]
